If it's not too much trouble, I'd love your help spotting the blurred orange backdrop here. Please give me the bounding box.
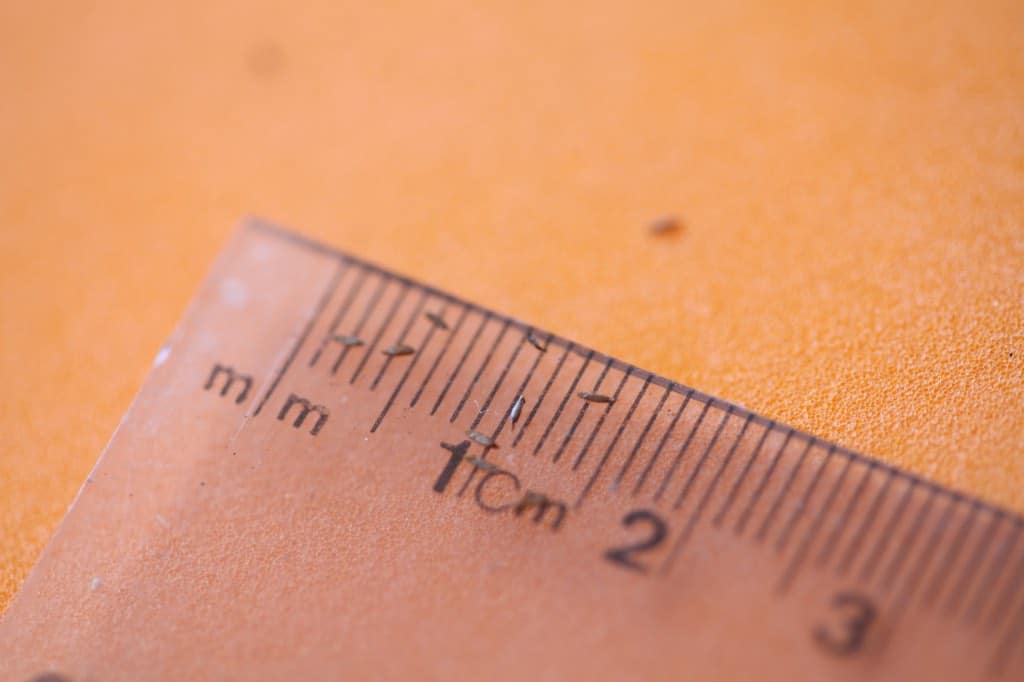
[1,1,1022,610]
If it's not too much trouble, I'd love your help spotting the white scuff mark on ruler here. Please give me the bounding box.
[152,345,171,368]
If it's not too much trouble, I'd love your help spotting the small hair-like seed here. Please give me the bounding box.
[334,335,364,347]
[527,331,547,352]
[578,391,615,404]
[648,215,681,236]
[466,429,496,448]
[514,491,547,514]
[509,395,526,424]
[467,456,500,473]
[383,344,415,357]
[425,312,449,330]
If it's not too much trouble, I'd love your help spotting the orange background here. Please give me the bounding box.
[1,0,1021,612]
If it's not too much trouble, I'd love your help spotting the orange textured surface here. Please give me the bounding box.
[0,0,1021,614]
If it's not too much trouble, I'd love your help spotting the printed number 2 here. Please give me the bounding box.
[605,510,668,573]
[814,591,878,656]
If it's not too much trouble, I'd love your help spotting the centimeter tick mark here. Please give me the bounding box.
[534,350,594,457]
[552,358,613,464]
[631,390,690,495]
[351,284,410,384]
[410,305,471,409]
[835,466,896,577]
[455,333,549,499]
[370,289,427,390]
[572,367,633,472]
[254,262,344,416]
[332,275,388,375]
[774,445,839,552]
[667,405,733,508]
[577,374,651,506]
[450,319,512,423]
[944,509,1002,616]
[711,421,773,527]
[921,501,980,608]
[513,343,573,448]
[814,461,875,571]
[432,311,491,416]
[662,411,753,572]
[648,397,711,500]
[371,301,450,432]
[733,429,794,536]
[776,450,850,593]
[753,437,816,543]
[309,262,361,367]
[616,384,676,491]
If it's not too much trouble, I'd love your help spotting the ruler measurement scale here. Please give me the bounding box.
[247,223,1024,675]
[3,220,1021,680]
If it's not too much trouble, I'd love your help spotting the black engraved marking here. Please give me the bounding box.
[879,486,938,590]
[431,311,491,416]
[534,350,594,456]
[944,510,1002,616]
[774,445,840,552]
[712,421,773,527]
[203,364,252,404]
[553,358,613,464]
[920,501,980,608]
[630,387,688,493]
[605,510,668,573]
[372,302,449,432]
[733,429,795,535]
[370,289,428,390]
[308,261,357,367]
[814,462,875,571]
[276,393,329,435]
[578,374,651,505]
[836,467,897,577]
[813,592,877,657]
[332,275,388,375]
[777,453,852,593]
[450,319,512,423]
[963,519,1019,624]
[753,437,816,542]
[642,397,708,499]
[512,342,572,448]
[410,305,472,408]
[254,262,343,415]
[572,368,633,472]
[859,478,917,583]
[662,412,754,571]
[667,406,733,508]
[350,283,410,384]
[615,383,675,490]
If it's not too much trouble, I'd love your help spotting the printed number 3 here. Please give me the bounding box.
[814,591,878,656]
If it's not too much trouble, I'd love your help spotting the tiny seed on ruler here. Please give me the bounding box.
[509,395,526,424]
[514,491,547,514]
[334,335,364,347]
[382,344,415,357]
[527,331,547,352]
[466,429,496,448]
[467,456,499,473]
[425,312,449,330]
[648,215,682,236]
[578,391,615,404]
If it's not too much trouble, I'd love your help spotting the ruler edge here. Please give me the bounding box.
[242,215,1023,529]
